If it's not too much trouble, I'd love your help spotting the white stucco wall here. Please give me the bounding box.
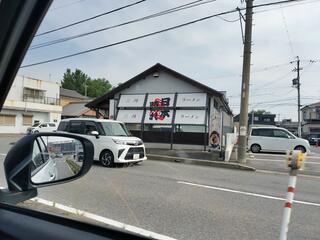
[115,71,201,98]
[0,110,54,134]
[0,75,62,133]
[6,75,60,100]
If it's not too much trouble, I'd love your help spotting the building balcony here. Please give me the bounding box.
[302,118,320,124]
[23,95,60,105]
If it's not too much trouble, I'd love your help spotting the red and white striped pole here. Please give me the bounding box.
[280,169,297,240]
[280,150,305,240]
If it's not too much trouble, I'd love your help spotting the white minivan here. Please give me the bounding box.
[57,118,147,167]
[27,122,57,134]
[248,126,310,153]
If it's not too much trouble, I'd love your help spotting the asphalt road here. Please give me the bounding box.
[55,158,74,179]
[0,137,320,239]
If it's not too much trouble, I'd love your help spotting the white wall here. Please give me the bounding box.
[0,110,52,134]
[6,75,60,101]
[115,70,201,98]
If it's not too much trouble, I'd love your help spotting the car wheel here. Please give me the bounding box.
[33,130,39,133]
[294,145,306,153]
[250,144,261,153]
[99,150,114,167]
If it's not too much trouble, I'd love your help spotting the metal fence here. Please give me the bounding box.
[23,95,60,105]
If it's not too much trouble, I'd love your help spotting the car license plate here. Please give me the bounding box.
[133,154,140,160]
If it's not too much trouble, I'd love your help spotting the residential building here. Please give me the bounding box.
[301,101,320,136]
[276,119,298,135]
[0,75,62,133]
[60,87,88,107]
[233,113,276,129]
[61,100,97,119]
[86,63,233,149]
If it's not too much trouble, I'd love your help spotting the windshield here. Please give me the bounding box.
[100,122,130,136]
[1,0,320,240]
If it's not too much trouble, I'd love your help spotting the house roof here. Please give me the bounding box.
[301,101,320,110]
[233,113,276,122]
[62,101,92,117]
[86,63,232,114]
[60,87,88,99]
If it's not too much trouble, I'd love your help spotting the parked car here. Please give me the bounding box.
[27,122,57,134]
[305,133,320,146]
[248,126,310,153]
[31,137,57,183]
[57,118,147,167]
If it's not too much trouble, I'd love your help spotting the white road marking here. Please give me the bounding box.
[178,181,320,207]
[251,158,320,165]
[256,169,320,179]
[30,197,176,240]
[0,184,175,239]
[253,153,320,159]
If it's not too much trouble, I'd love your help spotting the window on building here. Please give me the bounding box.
[263,118,271,122]
[254,116,259,121]
[0,114,16,125]
[23,115,33,126]
[23,88,45,99]
[175,125,205,133]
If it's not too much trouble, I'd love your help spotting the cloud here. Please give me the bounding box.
[18,0,320,120]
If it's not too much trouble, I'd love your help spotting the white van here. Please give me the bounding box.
[57,118,147,167]
[27,122,57,134]
[248,126,310,153]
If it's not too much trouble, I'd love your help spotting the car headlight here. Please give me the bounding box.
[112,139,127,145]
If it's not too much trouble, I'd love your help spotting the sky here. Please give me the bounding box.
[18,0,320,120]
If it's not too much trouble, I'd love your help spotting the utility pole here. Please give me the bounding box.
[238,0,254,163]
[292,56,302,137]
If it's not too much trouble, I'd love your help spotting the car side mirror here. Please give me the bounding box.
[0,132,94,204]
[90,130,99,138]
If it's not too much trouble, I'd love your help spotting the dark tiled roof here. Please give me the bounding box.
[60,87,88,99]
[86,63,232,114]
[62,101,91,116]
[301,101,320,110]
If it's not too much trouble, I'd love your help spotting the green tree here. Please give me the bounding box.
[87,78,112,98]
[249,109,271,115]
[61,69,112,98]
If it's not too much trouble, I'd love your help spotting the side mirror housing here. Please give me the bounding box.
[90,130,100,139]
[0,132,94,204]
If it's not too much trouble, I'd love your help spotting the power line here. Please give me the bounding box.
[21,0,307,68]
[255,0,320,14]
[30,0,217,49]
[279,5,295,58]
[49,0,86,11]
[35,0,147,37]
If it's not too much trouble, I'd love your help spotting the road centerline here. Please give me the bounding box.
[178,181,320,207]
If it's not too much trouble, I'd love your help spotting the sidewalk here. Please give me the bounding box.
[146,148,255,171]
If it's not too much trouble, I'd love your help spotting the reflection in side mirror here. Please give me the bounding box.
[31,136,84,185]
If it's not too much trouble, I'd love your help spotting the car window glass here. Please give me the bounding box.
[273,129,290,138]
[57,121,68,131]
[84,122,98,135]
[41,123,47,127]
[252,129,273,137]
[38,137,49,162]
[31,140,44,170]
[69,121,84,134]
[49,123,56,127]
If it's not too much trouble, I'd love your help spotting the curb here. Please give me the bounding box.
[147,154,256,171]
